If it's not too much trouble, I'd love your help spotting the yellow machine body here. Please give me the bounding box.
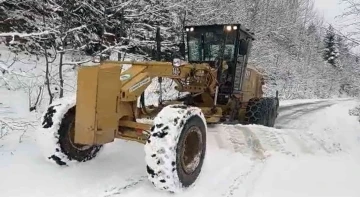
[74,60,264,146]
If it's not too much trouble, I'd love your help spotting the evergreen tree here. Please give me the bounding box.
[323,25,339,67]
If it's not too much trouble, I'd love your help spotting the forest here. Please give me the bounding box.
[0,0,360,112]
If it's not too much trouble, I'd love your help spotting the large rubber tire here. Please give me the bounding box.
[244,97,279,127]
[144,104,207,193]
[37,96,102,166]
[244,98,268,126]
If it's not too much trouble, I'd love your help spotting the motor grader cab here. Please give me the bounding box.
[37,24,279,194]
[184,24,253,105]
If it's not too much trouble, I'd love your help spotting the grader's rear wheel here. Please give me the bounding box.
[37,97,102,166]
[244,97,278,127]
[144,105,207,193]
[244,98,267,125]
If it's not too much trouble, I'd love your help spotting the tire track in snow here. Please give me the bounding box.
[276,101,336,129]
[251,126,295,156]
[278,100,326,113]
[218,101,326,197]
[283,129,314,154]
[222,159,267,197]
[102,176,147,197]
[274,100,340,154]
[220,125,270,197]
[275,100,344,154]
[299,131,333,154]
[218,125,268,158]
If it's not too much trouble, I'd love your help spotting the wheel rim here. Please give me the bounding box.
[67,118,92,151]
[180,126,203,174]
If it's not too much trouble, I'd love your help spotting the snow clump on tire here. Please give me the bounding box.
[144,104,207,193]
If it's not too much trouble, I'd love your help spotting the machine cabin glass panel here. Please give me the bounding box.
[187,27,238,62]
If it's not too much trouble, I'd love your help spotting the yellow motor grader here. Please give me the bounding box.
[38,24,279,193]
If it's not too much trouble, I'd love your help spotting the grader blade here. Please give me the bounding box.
[75,62,122,145]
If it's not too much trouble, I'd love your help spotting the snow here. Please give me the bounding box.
[0,31,52,38]
[245,99,360,197]
[1,89,360,197]
[250,154,360,197]
[278,97,351,107]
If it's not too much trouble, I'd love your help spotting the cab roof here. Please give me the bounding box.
[184,23,255,40]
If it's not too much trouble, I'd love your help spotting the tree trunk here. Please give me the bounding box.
[30,86,43,112]
[59,52,64,98]
[44,47,53,104]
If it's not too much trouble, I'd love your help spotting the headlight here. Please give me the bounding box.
[226,25,232,31]
[173,58,181,67]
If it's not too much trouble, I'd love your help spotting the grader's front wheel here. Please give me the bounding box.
[144,105,207,193]
[37,97,102,166]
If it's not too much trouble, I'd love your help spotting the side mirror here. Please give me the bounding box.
[239,39,248,55]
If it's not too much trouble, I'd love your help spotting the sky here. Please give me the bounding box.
[313,0,346,27]
[313,0,360,53]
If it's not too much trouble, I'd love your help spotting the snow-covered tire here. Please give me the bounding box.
[144,104,207,193]
[37,96,102,166]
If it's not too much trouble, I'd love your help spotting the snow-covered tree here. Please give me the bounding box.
[340,0,360,37]
[323,25,339,68]
[1,0,360,100]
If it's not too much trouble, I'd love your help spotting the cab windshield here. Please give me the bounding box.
[187,29,237,62]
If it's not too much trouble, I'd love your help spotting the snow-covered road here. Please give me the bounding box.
[1,93,360,197]
[248,99,360,197]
